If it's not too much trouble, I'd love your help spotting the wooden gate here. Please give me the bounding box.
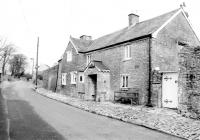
[162,72,178,108]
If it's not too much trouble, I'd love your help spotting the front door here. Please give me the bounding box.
[162,72,178,108]
[88,74,97,101]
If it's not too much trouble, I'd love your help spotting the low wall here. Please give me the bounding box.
[42,65,58,92]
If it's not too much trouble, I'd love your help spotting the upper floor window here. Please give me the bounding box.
[124,45,131,60]
[86,54,91,65]
[70,71,77,84]
[121,74,129,89]
[67,51,72,62]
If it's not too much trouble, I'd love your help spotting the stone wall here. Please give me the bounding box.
[42,65,58,92]
[90,38,150,104]
[152,11,199,73]
[60,38,150,104]
[151,70,162,107]
[151,11,200,107]
[178,45,200,119]
[60,42,86,97]
[42,69,49,89]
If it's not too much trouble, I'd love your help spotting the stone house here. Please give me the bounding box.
[56,7,200,108]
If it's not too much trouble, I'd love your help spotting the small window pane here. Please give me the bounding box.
[61,73,67,85]
[123,76,125,87]
[87,55,91,65]
[124,45,131,59]
[121,75,129,88]
[70,71,77,84]
[126,76,128,87]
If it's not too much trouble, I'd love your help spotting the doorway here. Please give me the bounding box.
[162,72,178,108]
[88,74,97,101]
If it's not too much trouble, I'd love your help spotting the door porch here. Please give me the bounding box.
[84,60,110,101]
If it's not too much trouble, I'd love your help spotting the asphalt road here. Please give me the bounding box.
[0,80,183,140]
[0,88,8,140]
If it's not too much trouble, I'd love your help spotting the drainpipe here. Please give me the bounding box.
[146,36,153,107]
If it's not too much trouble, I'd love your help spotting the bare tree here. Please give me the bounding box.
[9,54,27,77]
[0,39,15,75]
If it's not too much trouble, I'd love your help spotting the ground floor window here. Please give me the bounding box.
[70,71,77,84]
[61,73,67,85]
[79,73,84,83]
[121,74,129,88]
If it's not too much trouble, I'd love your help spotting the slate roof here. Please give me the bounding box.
[70,36,93,52]
[77,64,87,72]
[85,60,110,72]
[93,60,109,71]
[70,8,180,53]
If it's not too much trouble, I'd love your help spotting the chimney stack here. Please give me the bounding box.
[128,13,139,27]
[80,35,92,40]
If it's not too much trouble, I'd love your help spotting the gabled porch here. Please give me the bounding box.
[84,60,110,102]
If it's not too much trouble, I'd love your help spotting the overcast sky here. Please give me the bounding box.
[0,0,199,72]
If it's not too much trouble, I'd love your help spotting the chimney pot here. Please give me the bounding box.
[128,13,139,27]
[80,35,92,40]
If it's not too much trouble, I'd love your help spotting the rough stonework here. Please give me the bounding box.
[151,70,162,107]
[42,65,59,92]
[178,45,200,119]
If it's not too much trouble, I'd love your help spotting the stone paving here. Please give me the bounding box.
[36,88,200,140]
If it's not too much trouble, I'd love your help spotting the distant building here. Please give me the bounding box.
[32,64,50,81]
[38,64,50,74]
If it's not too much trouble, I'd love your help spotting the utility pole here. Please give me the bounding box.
[35,37,39,89]
[30,58,34,77]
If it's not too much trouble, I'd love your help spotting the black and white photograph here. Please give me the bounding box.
[0,0,200,139]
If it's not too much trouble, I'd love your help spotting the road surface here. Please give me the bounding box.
[0,80,183,140]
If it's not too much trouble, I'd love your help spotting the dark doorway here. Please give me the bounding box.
[88,74,97,101]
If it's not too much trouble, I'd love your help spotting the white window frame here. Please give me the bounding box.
[61,73,67,85]
[70,71,77,84]
[67,51,72,62]
[79,73,84,83]
[120,74,129,89]
[124,45,131,60]
[86,54,91,65]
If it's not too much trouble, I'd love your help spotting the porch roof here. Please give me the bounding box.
[84,60,110,72]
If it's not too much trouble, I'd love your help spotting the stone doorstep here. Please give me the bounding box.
[36,88,200,140]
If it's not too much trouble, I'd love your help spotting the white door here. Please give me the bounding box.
[162,73,178,108]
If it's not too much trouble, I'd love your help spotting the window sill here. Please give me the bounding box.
[120,87,129,90]
[123,57,132,62]
[71,82,76,85]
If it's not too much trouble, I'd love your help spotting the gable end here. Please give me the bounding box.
[153,8,200,44]
[152,9,182,38]
[69,38,79,54]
